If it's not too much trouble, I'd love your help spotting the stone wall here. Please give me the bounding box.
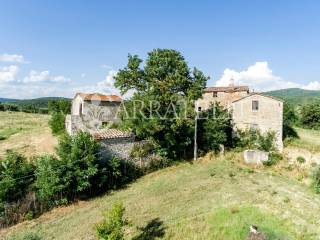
[232,94,283,151]
[100,137,135,160]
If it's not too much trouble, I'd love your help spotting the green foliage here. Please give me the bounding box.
[197,104,233,153]
[35,132,100,205]
[236,129,276,152]
[48,99,71,135]
[312,166,320,194]
[300,101,320,130]
[266,88,320,106]
[96,202,126,240]
[296,156,306,164]
[115,49,208,159]
[48,112,65,135]
[0,151,35,203]
[48,99,71,114]
[283,102,299,140]
[263,152,283,166]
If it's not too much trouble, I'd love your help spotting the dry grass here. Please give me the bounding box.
[2,153,320,240]
[0,112,57,158]
[287,128,320,153]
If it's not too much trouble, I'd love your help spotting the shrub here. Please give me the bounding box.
[296,156,306,164]
[48,112,65,135]
[96,202,126,240]
[300,101,320,129]
[35,132,100,205]
[312,166,320,194]
[263,152,283,166]
[236,129,276,152]
[0,151,35,203]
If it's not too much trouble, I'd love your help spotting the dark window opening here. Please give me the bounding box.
[213,92,218,97]
[252,100,259,111]
[79,103,83,116]
[198,107,202,112]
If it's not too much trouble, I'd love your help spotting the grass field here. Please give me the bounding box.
[287,128,320,153]
[0,112,57,158]
[2,153,320,240]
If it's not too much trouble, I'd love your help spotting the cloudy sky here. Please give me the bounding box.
[1,0,320,99]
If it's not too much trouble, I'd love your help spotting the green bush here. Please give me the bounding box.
[263,153,283,167]
[96,202,126,240]
[236,129,276,152]
[300,101,320,129]
[0,151,35,204]
[48,112,65,135]
[296,156,306,164]
[312,166,320,194]
[35,132,100,205]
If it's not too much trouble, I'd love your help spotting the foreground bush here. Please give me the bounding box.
[35,132,100,205]
[48,111,65,135]
[96,202,126,240]
[0,151,35,204]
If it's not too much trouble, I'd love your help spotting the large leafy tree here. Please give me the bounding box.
[115,49,208,159]
[300,101,320,129]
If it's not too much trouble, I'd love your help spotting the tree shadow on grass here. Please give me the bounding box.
[132,218,166,240]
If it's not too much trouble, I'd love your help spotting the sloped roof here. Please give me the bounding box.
[75,93,122,102]
[204,86,249,93]
[231,92,283,103]
[92,129,133,140]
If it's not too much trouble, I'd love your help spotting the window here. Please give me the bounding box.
[213,92,218,97]
[252,100,259,111]
[198,107,202,112]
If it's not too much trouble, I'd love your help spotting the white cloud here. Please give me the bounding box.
[0,54,26,63]
[302,81,320,91]
[75,70,134,99]
[23,70,70,83]
[0,65,19,83]
[216,61,320,91]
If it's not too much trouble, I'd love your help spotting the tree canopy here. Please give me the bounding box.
[115,49,208,159]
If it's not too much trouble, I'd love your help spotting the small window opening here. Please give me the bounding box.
[252,100,259,111]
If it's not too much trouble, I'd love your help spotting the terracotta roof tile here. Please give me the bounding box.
[76,93,122,102]
[204,86,249,93]
[231,92,284,103]
[92,129,133,140]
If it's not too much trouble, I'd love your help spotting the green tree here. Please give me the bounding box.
[197,104,233,153]
[115,49,208,159]
[48,111,65,135]
[283,102,298,140]
[300,101,320,129]
[35,132,100,205]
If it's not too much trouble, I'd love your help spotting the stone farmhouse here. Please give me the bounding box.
[195,85,283,151]
[65,93,135,160]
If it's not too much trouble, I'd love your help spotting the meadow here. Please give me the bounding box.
[2,153,320,240]
[0,112,57,158]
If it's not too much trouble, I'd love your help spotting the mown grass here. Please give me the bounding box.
[287,127,320,153]
[209,206,297,240]
[0,112,57,157]
[3,154,320,240]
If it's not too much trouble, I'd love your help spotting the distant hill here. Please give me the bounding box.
[0,97,71,112]
[0,98,19,103]
[265,88,320,105]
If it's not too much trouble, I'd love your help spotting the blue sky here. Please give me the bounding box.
[0,0,320,98]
